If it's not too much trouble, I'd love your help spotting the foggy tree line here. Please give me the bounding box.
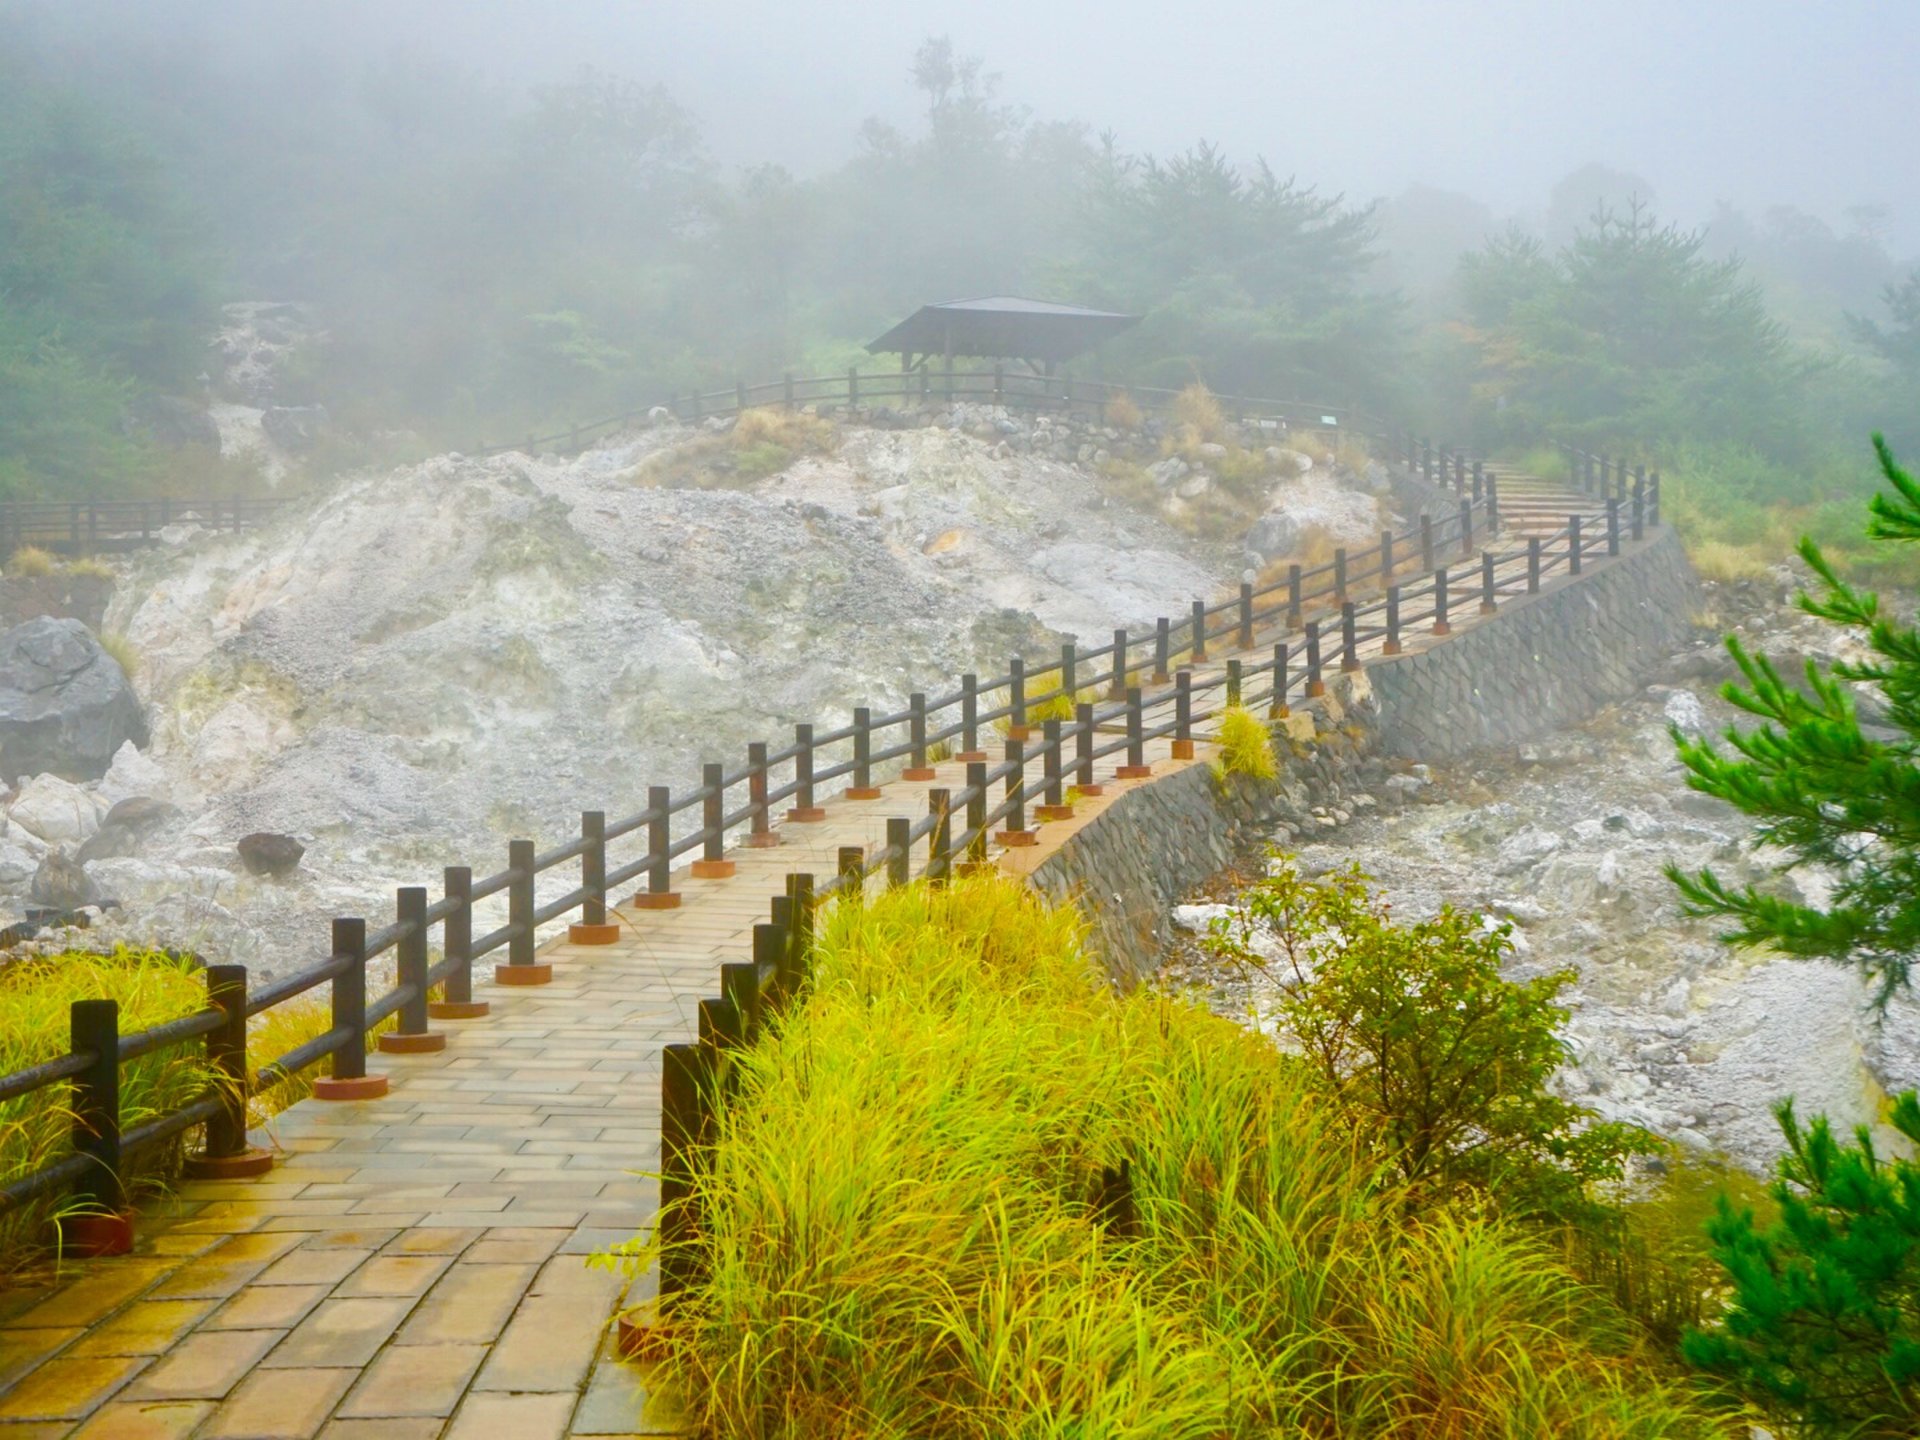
[2,13,1917,522]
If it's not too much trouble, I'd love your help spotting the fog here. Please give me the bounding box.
[59,0,1920,246]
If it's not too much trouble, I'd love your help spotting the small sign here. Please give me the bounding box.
[1321,415,1338,426]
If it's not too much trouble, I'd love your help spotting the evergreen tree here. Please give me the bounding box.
[1682,1092,1920,1437]
[1668,437,1920,1010]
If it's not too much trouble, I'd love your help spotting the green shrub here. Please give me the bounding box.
[1212,704,1276,780]
[1207,860,1658,1223]
[1683,1093,1920,1437]
[609,873,1741,1438]
[0,948,217,1273]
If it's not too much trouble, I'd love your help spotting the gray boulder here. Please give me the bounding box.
[237,831,305,878]
[77,795,181,864]
[0,619,148,781]
[1244,511,1302,565]
[30,847,99,911]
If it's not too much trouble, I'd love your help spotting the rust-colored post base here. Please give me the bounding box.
[1170,739,1196,760]
[183,1147,274,1180]
[429,998,491,1019]
[689,860,736,880]
[60,1210,134,1257]
[1480,600,1497,616]
[1075,782,1106,797]
[1036,803,1075,822]
[377,1031,446,1055]
[1381,640,1402,656]
[1005,725,1035,742]
[844,786,883,801]
[1115,763,1153,779]
[741,832,781,849]
[1340,658,1361,674]
[1432,621,1452,636]
[568,921,622,944]
[313,1074,390,1101]
[996,828,1039,847]
[630,892,683,910]
[617,1306,667,1362]
[902,767,938,781]
[957,858,999,877]
[493,962,553,987]
[785,806,827,823]
[1306,680,1327,698]
[954,750,989,763]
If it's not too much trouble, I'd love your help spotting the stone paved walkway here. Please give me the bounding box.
[0,475,1606,1437]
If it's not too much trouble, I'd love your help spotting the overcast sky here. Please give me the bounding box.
[92,0,1920,244]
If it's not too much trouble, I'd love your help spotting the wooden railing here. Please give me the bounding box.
[473,366,1379,458]
[0,407,1663,1267]
[0,497,291,556]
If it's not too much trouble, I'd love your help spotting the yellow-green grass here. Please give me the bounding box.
[995,666,1104,734]
[1212,704,1277,780]
[8,545,55,578]
[612,874,1744,1439]
[1,949,218,1273]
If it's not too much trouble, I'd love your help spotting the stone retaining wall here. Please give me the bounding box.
[1366,526,1698,758]
[1030,525,1699,982]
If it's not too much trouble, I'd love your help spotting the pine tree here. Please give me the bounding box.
[1667,436,1920,1010]
[1682,1092,1920,1437]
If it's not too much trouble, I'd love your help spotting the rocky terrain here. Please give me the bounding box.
[1166,572,1920,1172]
[0,400,1384,977]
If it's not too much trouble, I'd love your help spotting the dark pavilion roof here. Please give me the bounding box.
[865,296,1140,365]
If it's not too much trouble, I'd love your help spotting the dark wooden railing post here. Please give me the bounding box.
[1109,629,1129,701]
[1569,516,1584,576]
[1153,617,1171,682]
[1383,588,1402,655]
[1172,671,1194,758]
[1649,471,1661,527]
[493,839,553,986]
[1060,641,1077,701]
[1480,551,1497,614]
[567,811,620,941]
[65,998,130,1254]
[1075,701,1103,795]
[659,1041,706,1297]
[431,866,487,1018]
[928,788,953,883]
[637,786,681,909]
[965,761,989,863]
[1039,717,1069,818]
[886,817,911,886]
[789,724,825,820]
[1528,537,1542,594]
[1270,642,1290,718]
[1238,582,1254,648]
[1190,599,1208,663]
[377,886,443,1055]
[1118,686,1151,777]
[746,742,778,848]
[1287,564,1304,630]
[693,769,736,879]
[1340,602,1360,671]
[1009,657,1029,740]
[1606,498,1622,557]
[1459,498,1474,557]
[185,965,272,1180]
[1631,475,1645,542]
[1419,513,1435,573]
[315,917,387,1098]
[848,708,881,799]
[837,845,864,889]
[1433,569,1452,636]
[999,737,1034,842]
[1304,621,1325,696]
[1379,530,1394,585]
[1486,472,1500,532]
[959,674,983,760]
[1225,658,1242,707]
[905,693,935,780]
[1333,548,1348,604]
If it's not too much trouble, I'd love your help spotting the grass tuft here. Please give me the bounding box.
[1212,705,1277,780]
[1171,382,1225,442]
[9,546,54,578]
[1104,392,1144,432]
[97,631,139,678]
